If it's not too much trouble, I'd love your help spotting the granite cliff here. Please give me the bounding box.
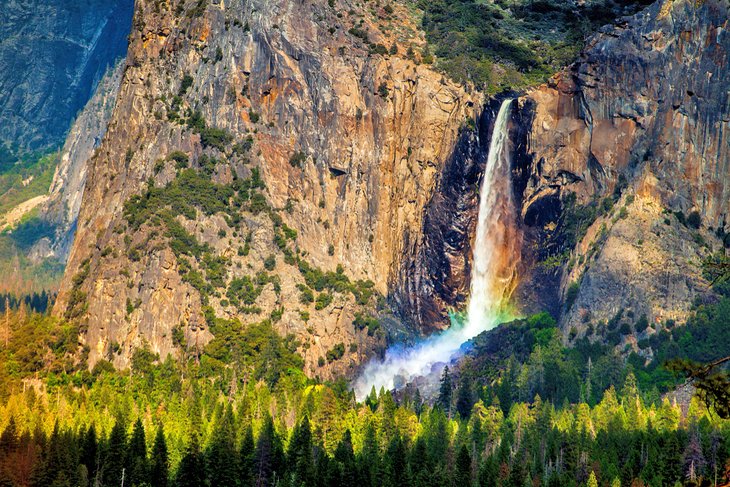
[54,0,729,375]
[510,0,729,347]
[55,0,476,374]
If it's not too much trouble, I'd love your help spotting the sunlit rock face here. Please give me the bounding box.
[511,0,729,339]
[54,0,476,372]
[0,0,133,156]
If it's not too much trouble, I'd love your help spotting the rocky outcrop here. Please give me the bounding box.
[511,0,729,339]
[0,0,133,157]
[54,0,476,373]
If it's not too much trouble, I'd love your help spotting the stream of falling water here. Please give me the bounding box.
[353,99,520,400]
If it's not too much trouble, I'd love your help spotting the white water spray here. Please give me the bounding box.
[354,99,520,400]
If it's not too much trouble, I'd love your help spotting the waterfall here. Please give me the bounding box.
[464,98,520,334]
[353,99,520,400]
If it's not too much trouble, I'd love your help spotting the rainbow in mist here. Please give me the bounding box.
[354,100,521,400]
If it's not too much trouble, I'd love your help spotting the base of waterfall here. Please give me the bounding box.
[353,310,514,400]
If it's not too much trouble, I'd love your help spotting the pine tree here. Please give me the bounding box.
[409,436,430,487]
[286,416,313,485]
[176,434,206,487]
[103,419,127,487]
[80,425,98,484]
[253,414,284,487]
[438,366,452,416]
[413,388,423,417]
[150,426,169,487]
[127,418,148,486]
[382,435,407,487]
[334,429,356,486]
[359,422,380,487]
[207,404,239,487]
[456,374,474,420]
[587,471,598,487]
[456,443,472,487]
[239,424,255,487]
[0,416,18,453]
[366,386,378,412]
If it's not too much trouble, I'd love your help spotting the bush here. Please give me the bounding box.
[289,151,307,168]
[377,82,389,98]
[199,127,233,151]
[687,210,701,229]
[326,343,345,363]
[179,74,194,95]
[353,313,380,336]
[565,282,580,310]
[264,254,276,271]
[315,292,333,310]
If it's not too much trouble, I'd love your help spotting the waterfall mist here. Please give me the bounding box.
[354,100,521,400]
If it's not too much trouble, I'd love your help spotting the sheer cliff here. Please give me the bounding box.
[510,0,729,347]
[54,0,476,373]
[54,0,729,374]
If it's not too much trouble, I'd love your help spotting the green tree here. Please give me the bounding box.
[127,418,148,486]
[175,435,206,487]
[333,429,356,486]
[286,416,313,485]
[587,471,598,487]
[150,426,169,487]
[253,415,284,487]
[456,443,472,487]
[80,425,99,484]
[239,424,255,487]
[456,373,474,420]
[103,419,127,487]
[207,405,239,487]
[438,366,452,415]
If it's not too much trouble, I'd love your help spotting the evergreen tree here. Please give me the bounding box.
[207,404,239,487]
[382,435,407,487]
[253,414,284,487]
[239,424,255,487]
[150,426,169,487]
[409,436,431,487]
[456,374,474,420]
[80,425,99,486]
[438,366,453,416]
[286,416,313,485]
[102,419,127,487]
[359,422,380,487]
[175,435,206,487]
[0,417,18,453]
[334,429,356,486]
[456,443,472,487]
[413,388,423,417]
[587,471,598,487]
[127,418,148,486]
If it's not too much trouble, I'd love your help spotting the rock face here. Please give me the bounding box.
[54,0,476,373]
[36,63,125,262]
[0,0,133,156]
[511,0,729,340]
[52,0,728,374]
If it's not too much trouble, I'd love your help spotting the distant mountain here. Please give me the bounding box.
[0,0,133,164]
